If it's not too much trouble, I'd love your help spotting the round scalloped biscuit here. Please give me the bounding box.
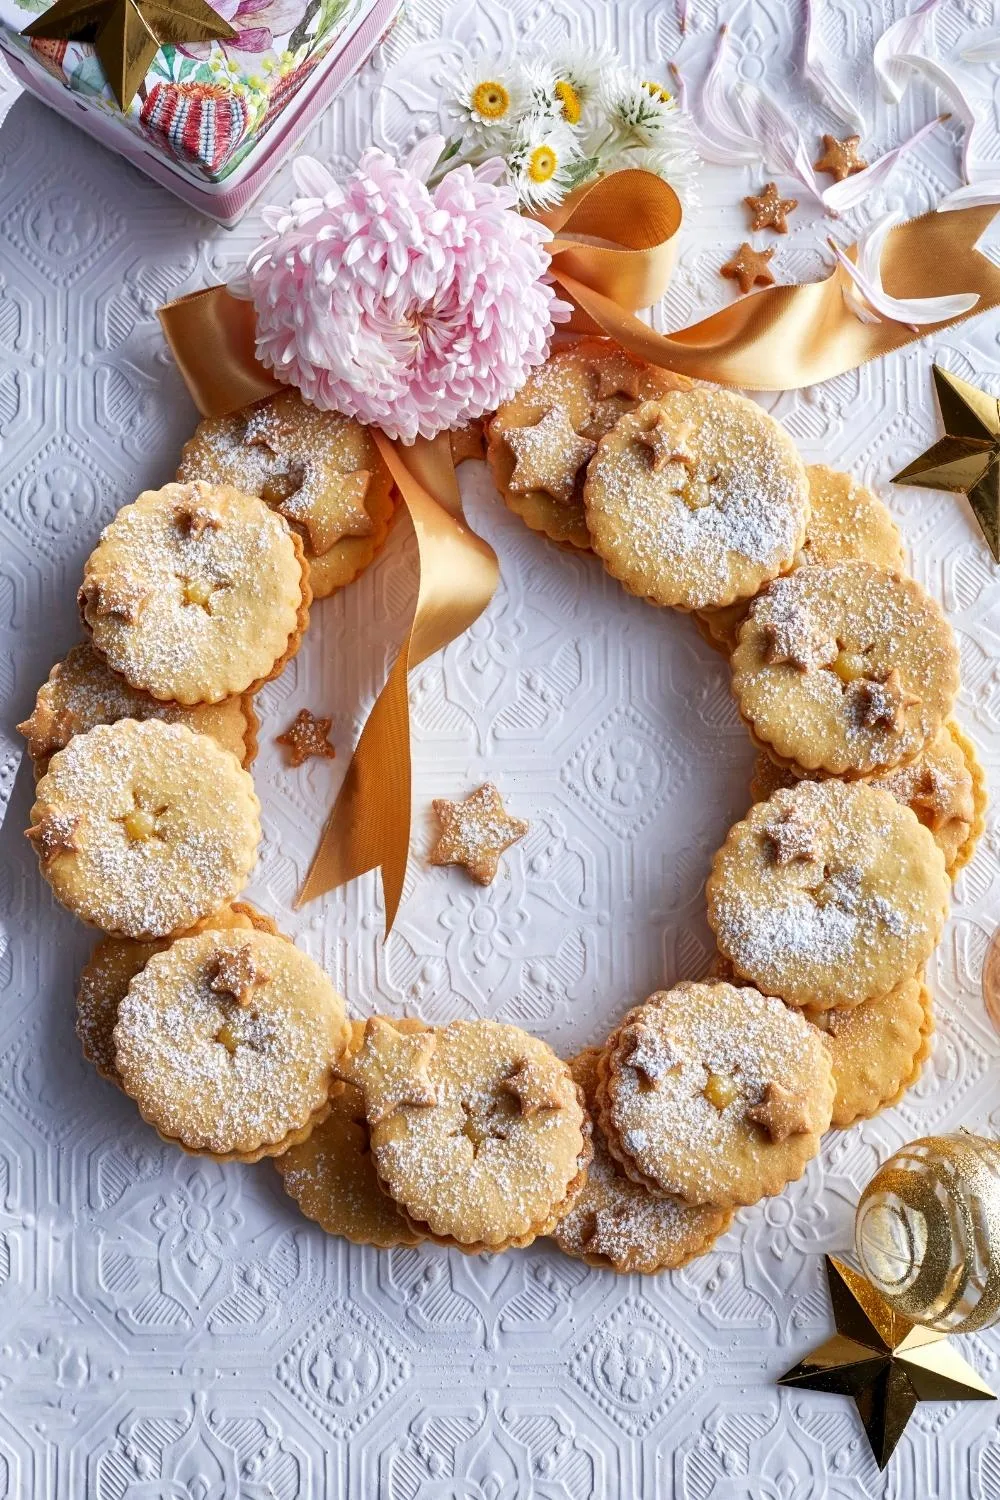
[17,641,257,778]
[551,1048,733,1272]
[27,719,261,940]
[275,1019,428,1249]
[596,983,834,1208]
[177,390,395,601]
[749,719,984,879]
[76,901,281,1086]
[806,974,928,1128]
[351,1017,592,1252]
[487,338,692,551]
[583,388,809,610]
[706,780,950,1010]
[732,561,959,777]
[113,930,350,1161]
[80,481,310,704]
[694,465,905,654]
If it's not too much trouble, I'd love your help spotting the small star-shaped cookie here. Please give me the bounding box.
[208,944,269,1007]
[505,408,598,504]
[582,1206,630,1261]
[25,811,81,865]
[745,182,798,233]
[277,469,373,555]
[814,133,867,181]
[851,670,920,732]
[277,709,336,768]
[174,501,222,538]
[593,358,644,401]
[17,702,74,760]
[909,763,953,830]
[762,610,839,672]
[720,243,775,295]
[501,1056,567,1116]
[635,409,696,476]
[79,576,149,624]
[746,1082,814,1141]
[353,1018,438,1126]
[430,783,528,885]
[762,806,822,865]
[623,1023,680,1086]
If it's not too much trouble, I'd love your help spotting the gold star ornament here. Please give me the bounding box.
[23,0,237,111]
[892,365,1000,563]
[779,1255,994,1470]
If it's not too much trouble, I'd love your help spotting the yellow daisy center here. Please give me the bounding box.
[528,145,558,184]
[643,79,672,104]
[554,79,582,125]
[471,80,511,121]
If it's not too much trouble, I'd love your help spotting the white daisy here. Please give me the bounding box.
[599,71,684,150]
[550,44,617,129]
[505,118,580,209]
[520,61,562,123]
[448,58,527,147]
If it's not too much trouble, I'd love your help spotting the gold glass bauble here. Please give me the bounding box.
[855,1132,1000,1334]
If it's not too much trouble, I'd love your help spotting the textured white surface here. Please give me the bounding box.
[3,1,1000,1494]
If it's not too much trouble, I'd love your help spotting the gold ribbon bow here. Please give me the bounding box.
[159,171,1000,933]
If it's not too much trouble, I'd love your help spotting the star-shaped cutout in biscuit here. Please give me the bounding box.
[593,359,644,401]
[277,709,336,768]
[17,702,74,760]
[635,409,696,476]
[745,181,798,233]
[762,609,839,672]
[79,575,150,624]
[721,242,775,295]
[746,1082,814,1141]
[582,1206,630,1260]
[26,811,81,865]
[762,805,822,865]
[505,408,598,504]
[851,670,920,732]
[353,1018,438,1126]
[622,1023,680,1087]
[814,133,867,181]
[500,1056,566,1116]
[430,783,528,886]
[174,501,222,538]
[208,944,269,1007]
[276,469,374,556]
[909,763,954,830]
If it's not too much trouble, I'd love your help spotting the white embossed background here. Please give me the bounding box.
[2,1,1000,1495]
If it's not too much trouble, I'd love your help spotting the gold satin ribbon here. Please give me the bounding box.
[158,172,1000,932]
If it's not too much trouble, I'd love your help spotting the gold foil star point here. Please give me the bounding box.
[779,1255,994,1469]
[893,365,1000,563]
[24,0,238,111]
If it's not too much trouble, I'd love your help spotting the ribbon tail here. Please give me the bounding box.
[296,430,500,935]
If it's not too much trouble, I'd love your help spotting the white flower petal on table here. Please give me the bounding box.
[830,209,979,328]
[821,115,948,213]
[733,81,826,202]
[891,55,982,181]
[937,176,1000,211]
[668,20,760,167]
[873,0,944,103]
[803,0,865,132]
[961,35,1000,62]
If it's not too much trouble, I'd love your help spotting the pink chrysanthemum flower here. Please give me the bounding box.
[235,137,571,443]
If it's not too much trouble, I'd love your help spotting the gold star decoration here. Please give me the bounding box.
[720,242,775,295]
[25,811,81,866]
[745,182,798,234]
[429,783,528,886]
[24,0,237,111]
[353,1018,438,1126]
[208,944,268,1007]
[174,501,222,539]
[779,1255,994,1470]
[622,1023,680,1087]
[635,410,696,475]
[500,1056,566,1117]
[814,133,868,181]
[505,408,598,504]
[277,709,336,768]
[851,670,920,732]
[762,807,822,865]
[892,365,1000,563]
[79,575,149,624]
[746,1081,814,1141]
